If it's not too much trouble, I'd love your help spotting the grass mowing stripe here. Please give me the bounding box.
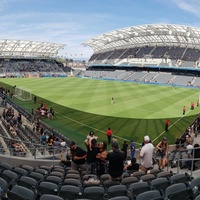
[0,77,199,148]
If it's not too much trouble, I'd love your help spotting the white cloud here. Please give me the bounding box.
[170,0,200,17]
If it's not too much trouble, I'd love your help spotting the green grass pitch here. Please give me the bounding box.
[0,77,199,148]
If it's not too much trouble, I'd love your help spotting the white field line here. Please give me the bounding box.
[152,109,192,143]
[55,110,141,145]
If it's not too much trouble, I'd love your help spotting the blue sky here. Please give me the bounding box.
[0,0,200,60]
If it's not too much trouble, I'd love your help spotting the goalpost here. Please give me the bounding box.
[14,86,32,101]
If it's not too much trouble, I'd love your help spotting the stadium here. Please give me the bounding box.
[0,23,200,199]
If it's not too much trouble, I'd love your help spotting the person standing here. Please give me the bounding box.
[34,96,37,104]
[191,102,195,110]
[183,106,186,115]
[111,97,114,104]
[86,139,99,174]
[121,141,128,160]
[165,119,169,132]
[130,140,136,158]
[106,141,125,181]
[139,135,154,173]
[106,127,112,145]
[197,99,199,107]
[96,142,107,178]
[70,141,87,174]
[156,137,169,170]
[84,131,98,150]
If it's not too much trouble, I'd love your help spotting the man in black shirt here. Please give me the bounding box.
[86,139,99,174]
[70,141,87,174]
[106,141,125,181]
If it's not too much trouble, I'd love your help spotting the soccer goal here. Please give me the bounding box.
[14,86,32,101]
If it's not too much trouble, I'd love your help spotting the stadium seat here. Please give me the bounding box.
[195,194,200,200]
[19,165,34,173]
[150,177,171,195]
[136,190,163,200]
[28,171,45,182]
[45,175,63,186]
[82,186,105,200]
[16,175,38,190]
[140,174,156,184]
[59,185,81,200]
[157,171,173,179]
[121,176,139,188]
[40,194,64,200]
[12,167,28,176]
[37,181,59,196]
[100,173,110,185]
[7,185,36,200]
[107,184,127,199]
[63,178,82,187]
[65,173,81,180]
[165,183,193,200]
[34,168,49,176]
[103,179,121,192]
[49,171,64,178]
[169,173,192,185]
[190,177,200,197]
[132,171,146,180]
[108,196,130,200]
[0,177,9,199]
[148,168,162,176]
[0,163,13,171]
[129,181,150,199]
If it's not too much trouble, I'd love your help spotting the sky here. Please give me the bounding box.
[1,0,200,60]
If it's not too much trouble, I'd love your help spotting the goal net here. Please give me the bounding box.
[14,86,32,101]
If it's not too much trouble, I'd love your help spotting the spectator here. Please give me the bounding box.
[84,131,98,150]
[124,157,139,173]
[86,138,99,174]
[140,135,154,173]
[41,133,47,145]
[188,143,200,170]
[130,140,136,158]
[106,141,125,181]
[121,141,128,160]
[69,141,87,174]
[111,136,118,145]
[96,141,107,178]
[156,137,169,170]
[60,148,71,167]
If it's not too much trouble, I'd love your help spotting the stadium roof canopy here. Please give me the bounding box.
[82,24,200,53]
[0,39,65,58]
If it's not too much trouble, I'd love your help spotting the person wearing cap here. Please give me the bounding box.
[139,135,154,173]
[106,141,125,181]
[156,137,169,170]
[84,131,98,150]
[70,141,87,174]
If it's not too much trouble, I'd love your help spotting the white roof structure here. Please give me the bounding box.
[0,39,65,58]
[83,24,200,53]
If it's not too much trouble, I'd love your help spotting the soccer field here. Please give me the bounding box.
[0,77,199,147]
